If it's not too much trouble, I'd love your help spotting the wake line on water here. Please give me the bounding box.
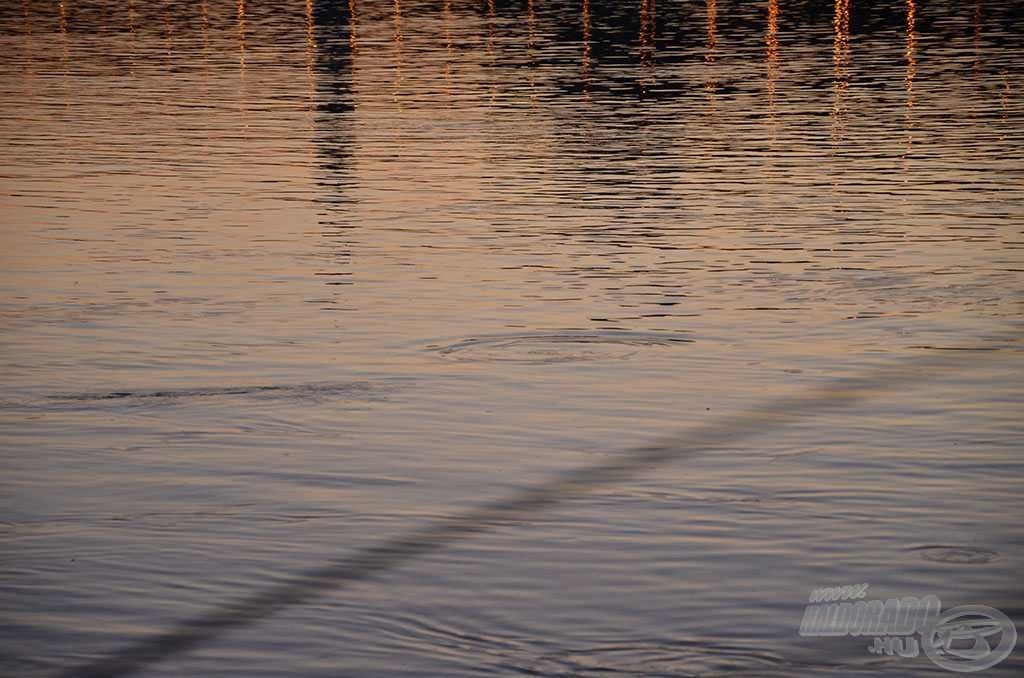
[46,382,378,402]
[0,382,389,413]
[59,332,1020,678]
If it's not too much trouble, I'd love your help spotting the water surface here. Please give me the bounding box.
[1,1,1022,675]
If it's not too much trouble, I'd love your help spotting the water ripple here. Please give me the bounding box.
[435,331,693,364]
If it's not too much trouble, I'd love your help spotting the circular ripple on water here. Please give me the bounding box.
[435,331,693,364]
[910,545,1000,565]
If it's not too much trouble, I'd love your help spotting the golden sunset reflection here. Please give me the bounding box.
[640,0,655,69]
[486,0,497,105]
[904,0,917,164]
[349,0,359,52]
[237,0,247,72]
[304,0,317,107]
[581,0,592,94]
[905,0,917,109]
[766,0,780,127]
[831,0,850,142]
[392,0,404,101]
[705,0,717,60]
[704,0,718,97]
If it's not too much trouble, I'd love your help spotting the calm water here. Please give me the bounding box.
[2,0,1022,675]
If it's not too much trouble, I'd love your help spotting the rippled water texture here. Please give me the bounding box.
[1,1,1022,676]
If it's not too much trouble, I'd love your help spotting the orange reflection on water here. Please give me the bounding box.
[640,0,655,68]
[162,6,174,58]
[392,0,404,100]
[766,0,779,125]
[128,0,137,34]
[443,0,453,94]
[527,0,536,52]
[705,0,717,62]
[486,0,496,105]
[304,0,316,108]
[19,0,40,97]
[831,0,850,141]
[526,0,537,103]
[905,0,916,109]
[58,0,69,100]
[305,0,316,53]
[349,0,359,52]
[20,0,31,68]
[973,0,982,71]
[237,0,247,73]
[704,0,717,97]
[903,0,917,166]
[487,0,496,51]
[200,1,209,51]
[582,0,592,78]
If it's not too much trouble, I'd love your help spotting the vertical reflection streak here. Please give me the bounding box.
[705,0,717,61]
[830,0,850,143]
[704,0,717,98]
[766,0,779,130]
[527,0,536,53]
[237,0,248,123]
[392,0,404,101]
[200,1,209,52]
[162,6,174,59]
[526,0,537,104]
[58,0,68,109]
[640,0,653,64]
[237,0,247,74]
[21,0,34,89]
[349,0,358,53]
[973,0,982,77]
[486,0,496,52]
[486,0,496,105]
[638,0,656,92]
[128,0,137,34]
[305,0,317,110]
[443,0,453,97]
[581,0,591,101]
[903,0,917,168]
[905,0,916,115]
[126,0,137,76]
[999,72,1010,137]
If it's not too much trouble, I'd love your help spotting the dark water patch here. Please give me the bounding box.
[434,331,693,364]
[910,545,1001,565]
